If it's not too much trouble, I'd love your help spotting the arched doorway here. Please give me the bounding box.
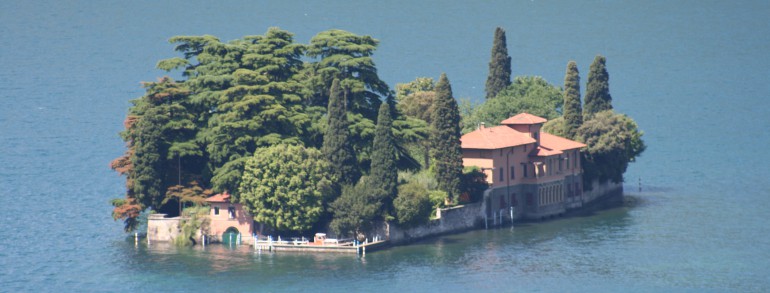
[222,227,239,245]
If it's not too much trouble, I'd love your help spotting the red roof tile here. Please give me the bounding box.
[461,125,536,149]
[500,113,548,125]
[205,192,231,203]
[540,132,587,151]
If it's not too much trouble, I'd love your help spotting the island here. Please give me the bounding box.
[110,27,645,251]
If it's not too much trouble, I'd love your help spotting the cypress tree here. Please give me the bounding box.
[430,73,464,202]
[370,103,398,213]
[584,55,613,117]
[485,27,512,99]
[322,79,361,186]
[563,61,583,139]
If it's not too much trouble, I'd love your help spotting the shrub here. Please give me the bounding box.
[394,181,433,227]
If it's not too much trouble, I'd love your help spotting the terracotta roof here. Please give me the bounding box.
[500,113,548,125]
[461,125,536,149]
[205,192,231,203]
[540,132,587,151]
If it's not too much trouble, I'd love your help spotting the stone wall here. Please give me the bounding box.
[582,180,624,208]
[388,202,483,244]
[147,213,182,242]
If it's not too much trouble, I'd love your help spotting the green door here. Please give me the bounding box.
[222,227,239,245]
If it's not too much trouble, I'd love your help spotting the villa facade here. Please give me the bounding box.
[461,113,586,220]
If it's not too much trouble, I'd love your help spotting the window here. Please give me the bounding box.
[214,206,220,215]
[228,206,235,219]
[499,167,504,182]
[510,166,515,179]
[523,164,528,178]
[559,156,563,171]
[572,151,578,169]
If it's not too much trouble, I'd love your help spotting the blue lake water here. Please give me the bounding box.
[2,0,770,291]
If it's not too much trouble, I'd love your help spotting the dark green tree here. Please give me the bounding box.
[575,110,645,186]
[305,29,388,119]
[430,73,464,202]
[322,79,361,186]
[463,76,563,133]
[328,177,383,239]
[130,105,168,211]
[200,28,308,194]
[563,61,583,138]
[238,144,334,232]
[370,103,398,212]
[485,27,512,99]
[584,55,613,117]
[394,181,433,227]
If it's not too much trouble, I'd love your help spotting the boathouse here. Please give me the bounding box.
[205,192,257,243]
[461,113,586,220]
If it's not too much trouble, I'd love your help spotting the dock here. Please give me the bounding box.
[252,234,389,254]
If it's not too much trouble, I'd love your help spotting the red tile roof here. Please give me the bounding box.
[461,125,536,149]
[205,192,231,203]
[540,132,587,151]
[500,113,547,125]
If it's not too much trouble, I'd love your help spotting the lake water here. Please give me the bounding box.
[2,0,770,291]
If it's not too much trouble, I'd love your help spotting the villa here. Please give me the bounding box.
[461,113,586,220]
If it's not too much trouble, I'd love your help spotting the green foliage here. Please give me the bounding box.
[173,206,210,247]
[542,116,568,137]
[575,111,646,185]
[463,76,563,133]
[322,79,361,186]
[130,105,168,210]
[370,103,398,213]
[306,29,388,120]
[562,61,583,139]
[460,166,489,203]
[430,74,464,202]
[203,28,309,194]
[328,177,384,238]
[395,77,436,123]
[584,55,613,117]
[394,181,433,227]
[485,27,512,99]
[238,144,334,232]
[427,190,448,210]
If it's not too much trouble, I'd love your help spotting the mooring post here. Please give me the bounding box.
[485,214,488,229]
[510,207,514,225]
[135,232,138,246]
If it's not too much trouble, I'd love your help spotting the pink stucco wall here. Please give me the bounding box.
[208,202,255,237]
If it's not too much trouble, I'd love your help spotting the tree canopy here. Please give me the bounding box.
[562,61,583,139]
[575,110,646,185]
[485,27,512,99]
[322,79,361,186]
[238,144,334,232]
[430,73,464,202]
[584,55,613,117]
[370,103,398,213]
[463,76,562,133]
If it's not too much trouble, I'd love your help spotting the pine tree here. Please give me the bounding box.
[485,27,512,99]
[430,73,464,202]
[563,61,583,139]
[584,55,613,117]
[322,78,361,186]
[370,103,398,213]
